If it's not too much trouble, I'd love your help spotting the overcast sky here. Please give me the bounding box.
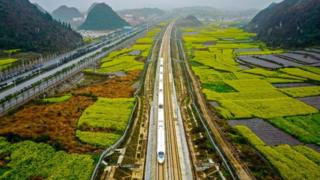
[30,0,283,12]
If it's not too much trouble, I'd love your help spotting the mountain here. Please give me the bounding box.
[87,3,99,14]
[52,5,83,23]
[33,3,47,14]
[79,3,129,30]
[172,6,223,18]
[52,5,84,28]
[246,0,320,48]
[118,8,165,25]
[0,0,83,52]
[176,15,202,27]
[118,8,165,18]
[171,6,257,20]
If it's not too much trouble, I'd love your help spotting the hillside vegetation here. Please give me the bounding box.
[247,0,320,48]
[176,15,202,27]
[52,5,83,23]
[0,0,83,52]
[80,3,129,30]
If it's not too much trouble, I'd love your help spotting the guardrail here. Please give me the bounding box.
[0,27,147,116]
[175,28,237,180]
[90,25,164,180]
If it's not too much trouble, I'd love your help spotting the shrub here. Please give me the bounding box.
[0,137,94,179]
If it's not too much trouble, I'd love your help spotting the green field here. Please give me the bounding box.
[77,98,135,131]
[269,114,320,145]
[280,86,320,98]
[76,98,135,147]
[203,79,317,119]
[183,24,320,178]
[0,58,17,70]
[98,55,144,73]
[40,94,72,103]
[183,25,319,120]
[235,126,320,180]
[0,137,94,179]
[93,27,161,74]
[76,131,121,147]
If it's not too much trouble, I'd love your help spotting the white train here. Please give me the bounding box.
[157,58,166,164]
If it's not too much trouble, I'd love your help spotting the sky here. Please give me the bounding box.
[30,0,283,12]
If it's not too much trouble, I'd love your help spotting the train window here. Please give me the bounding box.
[159,104,163,109]
[158,152,164,159]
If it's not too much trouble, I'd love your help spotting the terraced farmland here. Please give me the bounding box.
[91,29,160,74]
[235,126,320,180]
[182,24,320,179]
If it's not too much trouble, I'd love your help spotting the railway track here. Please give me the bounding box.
[145,22,193,180]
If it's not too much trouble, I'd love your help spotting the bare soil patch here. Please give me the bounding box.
[0,70,140,153]
[238,56,282,69]
[272,82,314,88]
[228,118,302,146]
[298,96,320,109]
[74,70,140,98]
[0,96,99,153]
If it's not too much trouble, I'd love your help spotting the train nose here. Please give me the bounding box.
[157,152,165,164]
[158,157,165,164]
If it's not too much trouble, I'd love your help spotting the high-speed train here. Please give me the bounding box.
[157,58,166,164]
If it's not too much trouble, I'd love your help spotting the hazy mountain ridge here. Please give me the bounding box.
[176,15,202,27]
[52,5,83,23]
[171,6,258,19]
[117,8,165,17]
[246,0,320,48]
[0,0,83,52]
[117,8,165,25]
[52,5,84,28]
[79,3,129,30]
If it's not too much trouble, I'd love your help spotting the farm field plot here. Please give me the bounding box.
[94,27,160,74]
[76,131,121,147]
[217,97,317,119]
[0,95,99,153]
[77,98,135,131]
[76,98,135,147]
[183,26,320,120]
[243,68,306,81]
[295,50,320,59]
[0,137,95,179]
[272,82,314,88]
[0,58,17,70]
[280,68,320,81]
[235,125,320,180]
[269,114,320,146]
[183,24,320,178]
[76,70,140,98]
[238,56,282,69]
[204,79,318,119]
[298,96,320,110]
[300,66,320,75]
[280,53,319,65]
[257,55,303,67]
[40,94,72,103]
[280,86,320,98]
[228,118,302,146]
